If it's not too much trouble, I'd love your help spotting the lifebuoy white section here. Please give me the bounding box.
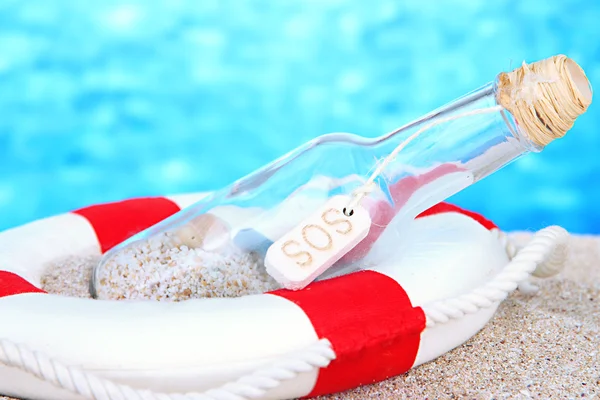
[413,305,500,368]
[361,211,509,368]
[0,292,321,400]
[366,212,508,304]
[0,213,99,286]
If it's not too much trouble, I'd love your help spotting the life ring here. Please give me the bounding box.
[0,193,568,400]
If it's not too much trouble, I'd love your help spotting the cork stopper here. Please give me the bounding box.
[496,55,593,147]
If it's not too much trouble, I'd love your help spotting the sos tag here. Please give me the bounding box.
[265,195,371,290]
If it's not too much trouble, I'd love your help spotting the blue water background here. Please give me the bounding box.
[0,0,599,233]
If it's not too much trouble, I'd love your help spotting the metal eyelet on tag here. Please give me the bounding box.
[265,195,371,290]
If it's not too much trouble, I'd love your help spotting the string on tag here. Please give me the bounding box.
[344,105,505,215]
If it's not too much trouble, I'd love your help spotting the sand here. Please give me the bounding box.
[2,233,598,399]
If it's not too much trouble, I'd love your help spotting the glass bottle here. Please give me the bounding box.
[90,55,592,300]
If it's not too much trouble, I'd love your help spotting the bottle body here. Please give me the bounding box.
[91,79,535,300]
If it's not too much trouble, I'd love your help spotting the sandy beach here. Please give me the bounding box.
[2,233,598,399]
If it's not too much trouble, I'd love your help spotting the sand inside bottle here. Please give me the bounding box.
[93,231,280,300]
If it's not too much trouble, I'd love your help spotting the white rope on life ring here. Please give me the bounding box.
[0,193,567,400]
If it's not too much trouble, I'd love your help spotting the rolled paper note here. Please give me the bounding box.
[231,175,391,254]
[175,174,394,255]
[229,195,327,254]
[340,162,471,263]
[253,193,329,240]
[208,205,264,227]
[241,175,386,244]
[229,177,354,253]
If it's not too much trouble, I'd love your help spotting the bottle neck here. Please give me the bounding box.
[369,81,540,187]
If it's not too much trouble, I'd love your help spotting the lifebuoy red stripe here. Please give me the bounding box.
[0,271,45,298]
[271,271,426,398]
[73,197,181,253]
[418,203,498,230]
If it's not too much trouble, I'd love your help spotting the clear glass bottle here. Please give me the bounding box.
[90,56,591,300]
